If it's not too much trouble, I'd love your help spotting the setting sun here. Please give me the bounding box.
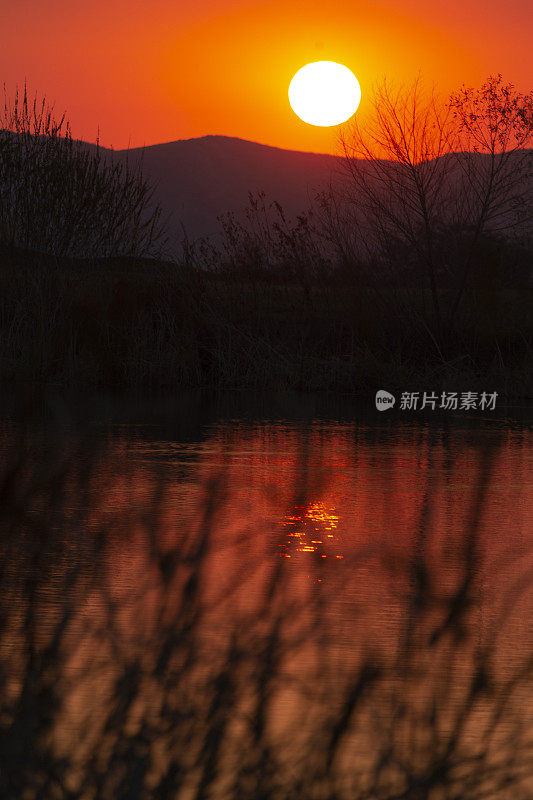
[288,61,361,127]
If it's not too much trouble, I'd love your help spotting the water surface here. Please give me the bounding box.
[0,392,531,800]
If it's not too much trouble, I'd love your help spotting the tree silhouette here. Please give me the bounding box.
[338,76,533,334]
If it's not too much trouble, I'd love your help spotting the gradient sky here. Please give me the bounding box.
[1,0,531,154]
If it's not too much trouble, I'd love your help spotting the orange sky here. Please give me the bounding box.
[1,0,531,154]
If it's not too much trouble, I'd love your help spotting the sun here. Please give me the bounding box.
[288,61,361,127]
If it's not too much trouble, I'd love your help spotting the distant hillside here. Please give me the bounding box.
[108,136,342,244]
[3,130,530,256]
[104,137,532,253]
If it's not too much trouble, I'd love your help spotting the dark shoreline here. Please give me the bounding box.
[1,252,531,399]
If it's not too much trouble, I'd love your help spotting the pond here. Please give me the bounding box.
[0,391,531,800]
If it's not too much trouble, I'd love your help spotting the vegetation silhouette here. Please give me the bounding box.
[0,85,167,259]
[338,76,532,333]
[0,77,531,393]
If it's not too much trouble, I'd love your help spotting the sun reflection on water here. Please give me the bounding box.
[280,501,342,561]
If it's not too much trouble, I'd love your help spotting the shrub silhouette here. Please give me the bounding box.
[0,85,167,259]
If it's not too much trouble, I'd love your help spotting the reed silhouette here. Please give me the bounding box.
[0,85,167,259]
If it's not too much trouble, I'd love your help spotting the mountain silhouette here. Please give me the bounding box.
[108,136,341,243]
[102,137,533,251]
[5,129,529,253]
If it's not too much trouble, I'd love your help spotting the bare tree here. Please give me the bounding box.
[448,75,533,318]
[338,75,533,332]
[339,78,455,329]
